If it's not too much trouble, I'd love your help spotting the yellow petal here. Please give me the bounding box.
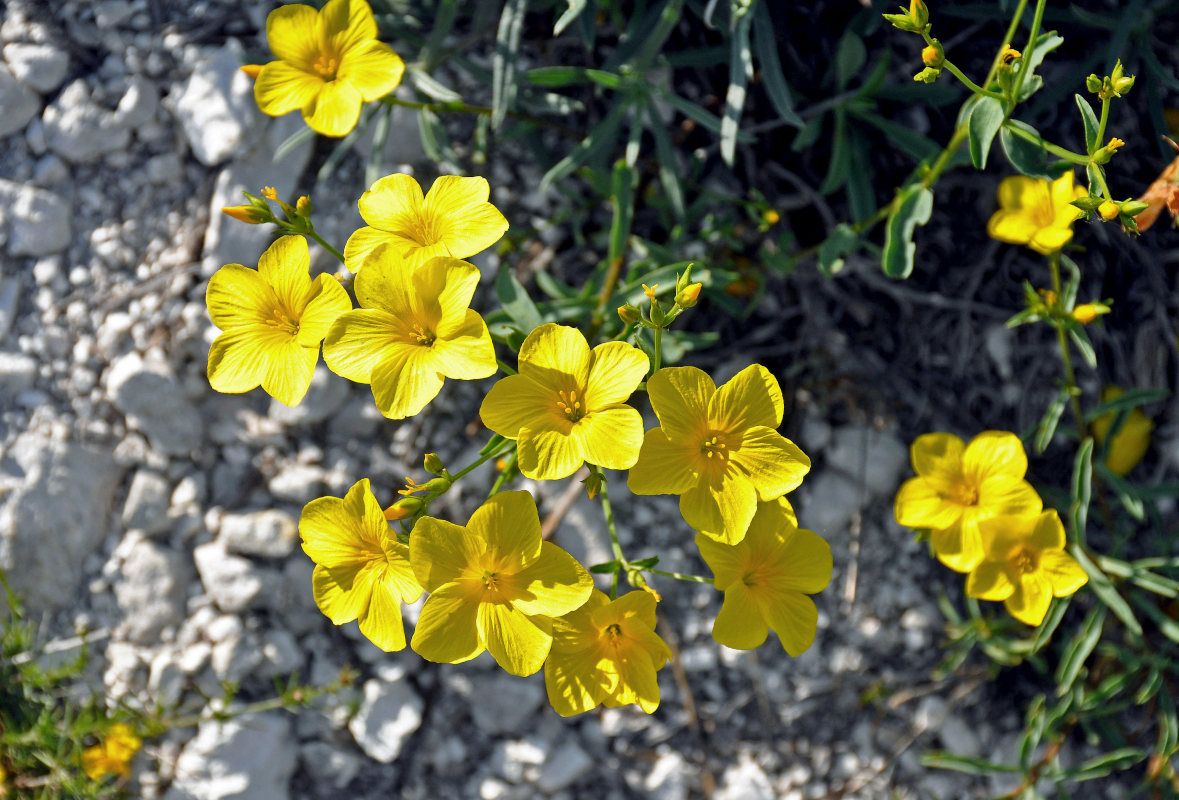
[576,405,644,471]
[585,341,649,408]
[893,477,963,530]
[265,3,320,68]
[312,562,374,625]
[424,175,509,258]
[986,209,1038,245]
[206,263,274,330]
[1029,509,1066,551]
[416,257,479,336]
[299,479,383,567]
[627,428,699,495]
[518,426,585,481]
[930,519,984,572]
[694,531,744,591]
[261,338,318,406]
[411,581,483,664]
[997,174,1047,211]
[709,363,784,431]
[344,226,404,273]
[370,344,445,419]
[255,61,324,117]
[511,541,593,617]
[1049,171,1079,208]
[357,173,425,229]
[338,40,404,101]
[962,430,1027,485]
[755,586,818,656]
[1040,549,1088,597]
[358,574,410,651]
[681,472,757,544]
[480,374,555,439]
[775,526,833,595]
[1005,573,1052,626]
[910,432,966,491]
[304,79,363,137]
[323,308,397,382]
[296,274,352,348]
[427,311,496,380]
[544,642,611,716]
[729,426,811,500]
[712,584,769,649]
[207,328,269,394]
[979,513,1034,561]
[319,0,378,56]
[1028,225,1074,254]
[468,490,543,567]
[478,602,552,676]
[608,647,663,713]
[965,561,1016,601]
[518,324,591,389]
[646,366,714,439]
[409,516,485,592]
[258,235,312,313]
[977,476,1042,518]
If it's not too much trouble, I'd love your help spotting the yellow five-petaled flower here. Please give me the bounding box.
[252,0,405,137]
[696,498,832,655]
[987,172,1087,255]
[544,589,672,716]
[323,249,496,419]
[628,364,811,544]
[894,431,1042,572]
[81,723,141,781]
[300,479,422,651]
[344,173,509,272]
[206,235,351,406]
[966,510,1088,626]
[409,491,593,676]
[480,324,649,480]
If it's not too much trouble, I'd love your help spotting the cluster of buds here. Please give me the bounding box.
[383,453,455,522]
[223,186,315,230]
[914,38,945,83]
[617,266,702,329]
[1086,60,1136,101]
[1071,194,1150,230]
[1017,284,1111,328]
[883,0,928,33]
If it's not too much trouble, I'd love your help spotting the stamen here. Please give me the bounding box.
[412,324,436,347]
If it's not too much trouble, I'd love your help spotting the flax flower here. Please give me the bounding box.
[544,589,672,716]
[628,364,811,544]
[300,479,422,651]
[895,431,1042,573]
[480,324,648,480]
[81,724,141,781]
[967,510,1088,626]
[695,498,832,655]
[206,235,351,406]
[409,491,593,676]
[1091,386,1153,476]
[987,172,1087,254]
[344,173,509,271]
[323,250,496,418]
[252,0,404,137]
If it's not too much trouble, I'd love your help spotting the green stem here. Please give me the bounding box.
[1009,0,1047,103]
[1000,121,1089,164]
[648,568,712,585]
[487,448,518,496]
[1091,166,1112,199]
[984,0,1030,89]
[587,254,626,343]
[590,465,627,599]
[496,358,518,375]
[450,439,514,482]
[1095,96,1111,154]
[651,324,663,374]
[942,60,1004,99]
[304,228,345,264]
[1048,252,1085,430]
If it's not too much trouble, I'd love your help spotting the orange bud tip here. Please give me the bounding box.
[221,205,265,224]
[239,64,264,80]
[1098,201,1120,221]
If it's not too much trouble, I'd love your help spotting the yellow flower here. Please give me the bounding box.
[409,491,593,676]
[344,173,509,272]
[895,431,1042,573]
[627,365,811,544]
[1097,201,1120,221]
[479,324,648,480]
[323,251,496,419]
[81,724,141,781]
[206,235,351,406]
[987,172,1087,254]
[543,589,672,716]
[967,510,1088,626]
[695,498,832,654]
[1092,386,1153,476]
[253,0,405,137]
[300,479,422,651]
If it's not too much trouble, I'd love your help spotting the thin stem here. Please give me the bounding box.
[1091,165,1112,199]
[304,228,345,264]
[942,60,1004,100]
[590,465,626,599]
[1000,121,1089,164]
[1048,252,1085,430]
[587,254,626,342]
[984,0,1030,89]
[487,448,518,497]
[648,568,712,584]
[1095,96,1111,154]
[651,324,663,374]
[1009,0,1047,103]
[496,358,517,375]
[450,438,514,482]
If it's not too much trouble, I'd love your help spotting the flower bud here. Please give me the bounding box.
[383,496,423,521]
[675,282,702,308]
[913,66,941,84]
[239,64,263,80]
[1098,201,1120,221]
[221,205,268,224]
[1091,137,1125,165]
[1112,74,1135,96]
[1072,304,1099,324]
[921,39,944,68]
[296,195,312,215]
[763,209,780,225]
[423,452,444,474]
[617,303,642,325]
[908,0,929,28]
[1086,74,1103,93]
[582,471,603,500]
[649,297,665,326]
[423,476,452,495]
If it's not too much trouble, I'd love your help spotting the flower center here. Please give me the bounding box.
[556,389,585,422]
[412,323,436,347]
[481,570,500,591]
[264,306,300,337]
[312,53,340,80]
[604,623,623,647]
[700,433,729,462]
[1011,547,1038,575]
[947,482,979,507]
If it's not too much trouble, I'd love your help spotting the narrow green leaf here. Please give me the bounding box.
[480,434,507,455]
[272,124,315,164]
[585,69,624,89]
[1030,595,1070,653]
[1134,668,1161,704]
[1000,120,1054,178]
[651,86,755,141]
[819,110,849,195]
[1085,162,1105,196]
[881,185,934,279]
[1055,605,1105,695]
[553,0,588,35]
[365,105,391,188]
[1062,748,1145,780]
[541,100,627,191]
[1083,388,1169,422]
[856,113,939,162]
[1069,437,1094,542]
[1015,32,1064,101]
[719,10,753,166]
[835,32,866,90]
[1071,544,1143,636]
[407,66,463,102]
[1133,591,1179,645]
[491,0,527,130]
[968,96,1006,169]
[921,752,1020,776]
[524,66,586,87]
[417,107,445,162]
[1034,388,1070,453]
[817,223,859,278]
[1068,326,1097,369]
[608,160,637,265]
[630,556,659,569]
[589,560,621,574]
[751,1,803,128]
[1094,464,1146,522]
[647,103,686,220]
[495,267,543,332]
[1075,94,1100,154]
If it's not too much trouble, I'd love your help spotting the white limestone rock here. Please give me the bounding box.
[348,677,424,763]
[164,713,296,800]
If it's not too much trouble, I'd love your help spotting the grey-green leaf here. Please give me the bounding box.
[1075,93,1100,154]
[882,185,933,279]
[968,96,1006,169]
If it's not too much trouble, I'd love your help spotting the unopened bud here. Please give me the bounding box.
[423,476,452,495]
[1086,74,1103,93]
[423,453,444,474]
[908,0,928,28]
[675,282,702,308]
[1072,304,1105,324]
[221,205,268,224]
[239,64,264,80]
[383,496,423,520]
[296,195,312,215]
[913,66,941,84]
[649,297,665,326]
[921,39,944,68]
[762,209,780,225]
[582,472,603,500]
[617,303,642,325]
[1098,201,1120,221]
[1112,75,1135,96]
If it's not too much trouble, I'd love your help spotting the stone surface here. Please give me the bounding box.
[193,540,277,613]
[122,469,172,536]
[42,79,130,162]
[0,64,39,136]
[169,41,261,167]
[3,42,70,93]
[465,674,545,736]
[219,509,298,558]
[105,351,204,456]
[537,741,593,793]
[164,713,296,800]
[0,178,72,256]
[115,538,190,644]
[268,364,350,426]
[0,433,122,613]
[348,677,424,763]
